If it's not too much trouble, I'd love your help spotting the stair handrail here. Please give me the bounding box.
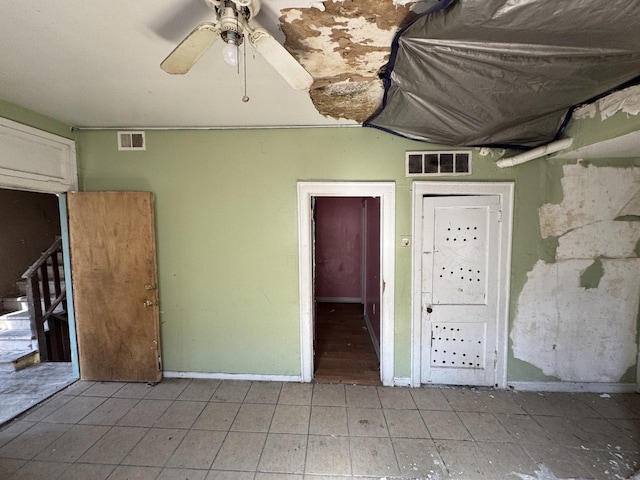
[22,237,63,279]
[21,237,68,362]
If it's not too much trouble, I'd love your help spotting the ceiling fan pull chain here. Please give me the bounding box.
[242,39,249,103]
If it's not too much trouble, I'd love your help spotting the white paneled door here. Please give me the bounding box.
[420,195,501,387]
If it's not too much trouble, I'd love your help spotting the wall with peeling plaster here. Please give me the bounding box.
[2,91,639,387]
[510,163,640,383]
[508,85,640,384]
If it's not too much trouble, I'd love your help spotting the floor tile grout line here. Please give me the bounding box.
[205,381,247,473]
[251,380,279,475]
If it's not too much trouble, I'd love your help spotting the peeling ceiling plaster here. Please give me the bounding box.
[281,0,418,122]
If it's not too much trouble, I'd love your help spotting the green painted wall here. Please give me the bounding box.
[3,97,636,383]
[74,127,547,378]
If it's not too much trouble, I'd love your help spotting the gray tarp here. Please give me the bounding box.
[365,0,640,148]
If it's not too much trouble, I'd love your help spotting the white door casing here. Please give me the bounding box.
[411,182,514,388]
[298,182,395,386]
[0,118,79,379]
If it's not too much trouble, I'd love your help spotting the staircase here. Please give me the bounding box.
[0,290,39,372]
[0,243,67,372]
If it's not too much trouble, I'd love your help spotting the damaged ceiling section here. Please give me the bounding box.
[364,0,640,148]
[280,0,420,122]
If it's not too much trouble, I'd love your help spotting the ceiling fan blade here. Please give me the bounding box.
[149,0,215,42]
[248,29,313,90]
[161,23,220,75]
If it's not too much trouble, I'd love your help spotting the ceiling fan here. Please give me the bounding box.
[160,0,313,90]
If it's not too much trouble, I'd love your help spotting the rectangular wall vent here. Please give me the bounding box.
[118,131,146,151]
[406,150,471,176]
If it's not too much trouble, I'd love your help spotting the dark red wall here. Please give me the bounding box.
[314,197,362,300]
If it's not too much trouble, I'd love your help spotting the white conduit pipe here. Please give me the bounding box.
[496,138,573,168]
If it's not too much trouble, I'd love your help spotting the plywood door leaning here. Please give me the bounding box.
[68,192,161,382]
[420,196,500,387]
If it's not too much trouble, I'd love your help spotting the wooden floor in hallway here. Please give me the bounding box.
[313,302,381,386]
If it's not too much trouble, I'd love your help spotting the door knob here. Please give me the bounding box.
[426,307,433,313]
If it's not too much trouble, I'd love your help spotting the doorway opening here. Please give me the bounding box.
[313,196,381,385]
[297,182,395,386]
[0,188,76,424]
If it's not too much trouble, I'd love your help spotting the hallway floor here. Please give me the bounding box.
[0,362,76,426]
[314,303,380,386]
[0,378,639,479]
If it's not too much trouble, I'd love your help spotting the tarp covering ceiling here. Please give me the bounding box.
[365,0,640,148]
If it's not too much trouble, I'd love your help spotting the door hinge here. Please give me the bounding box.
[497,210,503,223]
[493,350,497,369]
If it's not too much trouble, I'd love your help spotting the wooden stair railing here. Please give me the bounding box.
[22,237,70,362]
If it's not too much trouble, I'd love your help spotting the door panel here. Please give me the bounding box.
[420,195,500,386]
[68,192,161,382]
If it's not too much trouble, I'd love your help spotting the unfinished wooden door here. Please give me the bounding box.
[68,192,161,382]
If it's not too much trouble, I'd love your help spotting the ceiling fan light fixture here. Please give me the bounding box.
[221,42,240,67]
[221,30,242,67]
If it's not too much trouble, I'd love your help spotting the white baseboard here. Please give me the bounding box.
[508,381,637,393]
[163,371,303,383]
[363,312,381,360]
[393,377,412,387]
[316,297,362,303]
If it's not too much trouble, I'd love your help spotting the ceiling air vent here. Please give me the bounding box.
[118,131,146,151]
[406,150,471,176]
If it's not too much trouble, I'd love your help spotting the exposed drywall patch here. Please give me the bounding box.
[579,257,603,289]
[539,164,640,241]
[599,84,640,121]
[572,103,597,120]
[512,259,639,382]
[512,163,640,383]
[556,223,639,260]
[281,0,417,121]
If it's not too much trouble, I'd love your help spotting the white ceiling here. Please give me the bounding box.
[0,1,357,129]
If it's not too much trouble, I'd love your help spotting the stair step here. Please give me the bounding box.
[2,296,27,312]
[0,310,30,330]
[0,327,34,341]
[16,279,65,296]
[1,296,66,313]
[0,339,36,351]
[0,349,39,372]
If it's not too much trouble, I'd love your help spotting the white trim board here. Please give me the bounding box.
[316,297,361,303]
[508,382,637,394]
[0,117,77,193]
[297,182,396,386]
[411,182,514,389]
[363,311,381,360]
[163,371,303,382]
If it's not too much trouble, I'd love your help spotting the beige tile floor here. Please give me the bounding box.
[0,378,639,479]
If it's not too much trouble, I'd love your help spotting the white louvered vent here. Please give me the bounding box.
[406,150,471,176]
[118,131,146,151]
